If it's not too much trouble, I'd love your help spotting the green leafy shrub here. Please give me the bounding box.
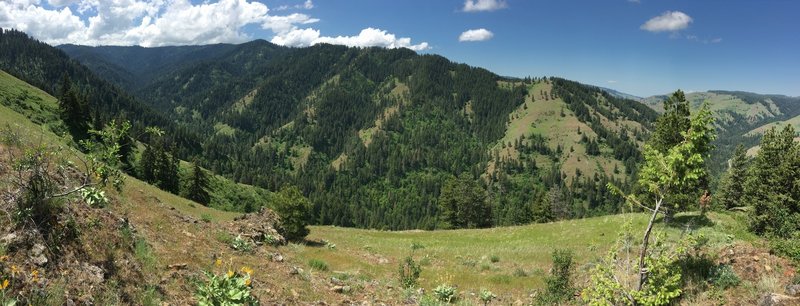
[195,267,257,306]
[200,214,212,223]
[489,255,500,263]
[308,259,329,271]
[770,236,800,262]
[273,186,313,241]
[231,235,253,252]
[479,289,496,305]
[710,265,741,289]
[433,283,457,303]
[398,256,422,288]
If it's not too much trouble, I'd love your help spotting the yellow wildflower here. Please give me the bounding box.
[1,279,8,289]
[245,278,251,286]
[226,270,234,278]
[10,265,18,277]
[214,258,222,267]
[240,266,253,276]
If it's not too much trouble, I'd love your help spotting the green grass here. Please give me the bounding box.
[0,70,61,129]
[294,211,754,296]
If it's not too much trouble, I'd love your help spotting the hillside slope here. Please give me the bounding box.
[61,42,660,229]
[0,73,796,304]
[644,90,800,176]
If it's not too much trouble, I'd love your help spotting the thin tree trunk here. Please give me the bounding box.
[638,196,663,291]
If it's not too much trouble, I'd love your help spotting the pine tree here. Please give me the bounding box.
[744,125,800,237]
[187,163,211,205]
[715,144,749,210]
[438,175,492,229]
[273,186,313,241]
[57,74,91,141]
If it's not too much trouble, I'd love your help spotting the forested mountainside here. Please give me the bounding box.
[644,90,800,177]
[4,29,659,230]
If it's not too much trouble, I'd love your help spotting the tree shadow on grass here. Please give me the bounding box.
[667,213,714,230]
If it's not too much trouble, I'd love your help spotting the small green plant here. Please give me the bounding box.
[398,256,422,288]
[512,267,528,277]
[479,289,496,305]
[200,214,212,223]
[262,234,278,246]
[195,265,257,306]
[411,242,426,251]
[710,265,741,289]
[433,283,457,303]
[543,249,574,302]
[489,255,500,263]
[325,241,337,250]
[80,187,108,208]
[215,231,233,244]
[231,235,253,252]
[308,259,329,271]
[480,263,491,271]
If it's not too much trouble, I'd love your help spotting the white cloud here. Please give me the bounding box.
[710,37,722,43]
[272,27,429,51]
[0,0,427,50]
[463,0,507,12]
[607,80,618,84]
[640,11,692,32]
[458,28,493,42]
[275,0,314,11]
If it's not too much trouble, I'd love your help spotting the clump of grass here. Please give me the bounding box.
[512,267,528,277]
[215,231,233,244]
[134,237,158,273]
[308,258,329,271]
[490,255,500,263]
[489,274,512,284]
[200,213,213,223]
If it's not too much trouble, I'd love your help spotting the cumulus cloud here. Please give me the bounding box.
[458,28,493,42]
[463,0,507,12]
[272,27,429,51]
[640,11,692,32]
[0,0,428,50]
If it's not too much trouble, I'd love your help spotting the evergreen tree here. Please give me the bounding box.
[187,163,211,205]
[714,144,749,210]
[744,125,800,237]
[438,175,492,229]
[57,74,91,141]
[273,186,313,241]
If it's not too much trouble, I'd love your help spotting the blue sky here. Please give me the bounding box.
[1,0,798,97]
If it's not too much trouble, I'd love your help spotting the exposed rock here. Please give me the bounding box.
[271,253,284,262]
[30,254,48,266]
[167,263,188,270]
[759,293,800,306]
[787,285,800,297]
[82,263,105,284]
[290,266,304,275]
[0,233,20,247]
[226,208,286,246]
[29,243,47,266]
[330,277,344,286]
[331,285,351,293]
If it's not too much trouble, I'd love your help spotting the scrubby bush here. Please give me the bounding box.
[543,249,574,302]
[398,256,422,288]
[710,265,741,289]
[273,186,313,241]
[479,289,496,305]
[231,235,253,252]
